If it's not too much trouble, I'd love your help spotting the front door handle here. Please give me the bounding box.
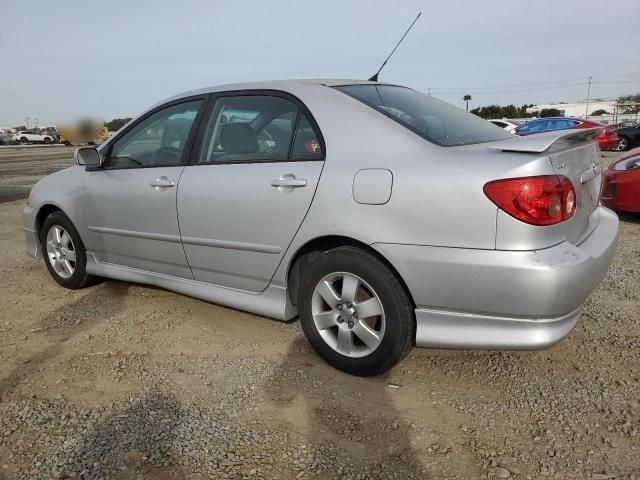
[271,174,307,192]
[150,176,176,189]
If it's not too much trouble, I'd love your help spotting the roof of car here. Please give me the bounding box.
[163,79,389,104]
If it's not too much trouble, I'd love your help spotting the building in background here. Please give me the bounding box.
[526,100,617,117]
[526,100,638,124]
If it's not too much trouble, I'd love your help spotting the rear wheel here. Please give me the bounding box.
[19,137,28,144]
[298,246,415,376]
[617,136,630,151]
[40,211,98,289]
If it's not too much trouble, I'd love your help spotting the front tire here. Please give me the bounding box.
[40,211,98,289]
[43,137,52,144]
[298,246,415,376]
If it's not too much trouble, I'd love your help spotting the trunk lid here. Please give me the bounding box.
[489,128,603,245]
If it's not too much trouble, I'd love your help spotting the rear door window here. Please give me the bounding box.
[334,85,512,146]
[197,95,324,163]
[292,114,323,159]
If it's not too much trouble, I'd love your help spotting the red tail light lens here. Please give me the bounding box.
[483,175,577,226]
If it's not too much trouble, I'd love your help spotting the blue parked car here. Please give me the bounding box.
[515,117,619,150]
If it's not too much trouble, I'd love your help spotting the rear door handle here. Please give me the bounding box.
[150,176,176,189]
[271,174,307,191]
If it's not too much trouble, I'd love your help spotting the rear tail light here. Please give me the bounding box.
[483,175,577,226]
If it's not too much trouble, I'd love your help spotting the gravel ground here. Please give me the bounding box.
[0,147,638,479]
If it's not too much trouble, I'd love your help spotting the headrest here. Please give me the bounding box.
[220,123,258,155]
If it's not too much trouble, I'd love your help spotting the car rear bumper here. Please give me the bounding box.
[373,206,619,350]
[23,205,39,259]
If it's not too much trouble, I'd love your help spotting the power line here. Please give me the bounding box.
[430,82,588,95]
[425,75,640,94]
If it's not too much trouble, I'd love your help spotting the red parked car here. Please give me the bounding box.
[602,148,640,213]
[515,117,619,150]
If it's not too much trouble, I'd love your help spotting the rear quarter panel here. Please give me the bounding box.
[271,85,556,286]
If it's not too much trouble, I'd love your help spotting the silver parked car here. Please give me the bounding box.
[23,80,619,376]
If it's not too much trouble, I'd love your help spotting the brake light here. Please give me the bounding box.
[483,175,577,226]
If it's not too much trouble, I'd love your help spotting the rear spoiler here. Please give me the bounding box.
[488,127,603,153]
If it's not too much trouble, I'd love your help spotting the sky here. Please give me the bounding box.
[1,0,639,126]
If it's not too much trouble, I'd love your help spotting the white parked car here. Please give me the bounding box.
[489,119,521,133]
[12,130,55,144]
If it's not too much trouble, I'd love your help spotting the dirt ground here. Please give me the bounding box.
[0,146,638,480]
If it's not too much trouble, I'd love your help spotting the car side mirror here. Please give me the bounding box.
[75,147,102,167]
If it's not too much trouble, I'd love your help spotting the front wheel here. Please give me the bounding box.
[43,137,52,144]
[298,246,415,376]
[40,211,99,289]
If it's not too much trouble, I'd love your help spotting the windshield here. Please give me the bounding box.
[334,85,513,147]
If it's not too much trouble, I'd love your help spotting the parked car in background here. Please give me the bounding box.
[615,123,640,151]
[515,117,619,150]
[489,119,521,133]
[0,133,19,145]
[12,130,55,144]
[23,80,618,376]
[602,148,640,212]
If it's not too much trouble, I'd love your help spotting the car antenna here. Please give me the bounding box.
[368,11,422,82]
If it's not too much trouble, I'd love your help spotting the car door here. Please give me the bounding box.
[82,97,205,278]
[177,92,325,292]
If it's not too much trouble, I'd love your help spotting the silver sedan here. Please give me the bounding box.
[23,80,619,376]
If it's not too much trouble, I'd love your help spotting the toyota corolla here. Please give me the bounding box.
[23,80,619,376]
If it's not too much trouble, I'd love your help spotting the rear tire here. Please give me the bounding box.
[40,211,99,289]
[617,136,630,151]
[19,137,28,144]
[298,246,415,376]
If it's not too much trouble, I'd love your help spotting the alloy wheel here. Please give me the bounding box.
[311,272,385,358]
[616,138,629,151]
[46,225,76,279]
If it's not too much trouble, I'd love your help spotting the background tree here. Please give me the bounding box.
[616,93,640,114]
[539,108,562,118]
[105,117,132,132]
[463,94,472,111]
[470,104,537,119]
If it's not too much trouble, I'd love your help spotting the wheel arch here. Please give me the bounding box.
[35,204,66,238]
[286,235,415,309]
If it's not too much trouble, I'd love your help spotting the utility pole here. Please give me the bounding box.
[427,88,432,96]
[585,76,592,118]
[25,117,30,129]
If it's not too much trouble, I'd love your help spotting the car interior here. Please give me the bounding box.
[199,96,305,163]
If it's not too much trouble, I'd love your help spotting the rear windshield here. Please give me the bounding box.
[334,85,513,147]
